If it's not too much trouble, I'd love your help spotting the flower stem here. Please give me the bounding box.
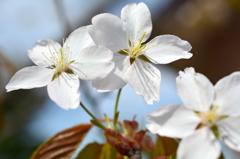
[113,88,122,130]
[80,102,106,130]
[219,153,225,159]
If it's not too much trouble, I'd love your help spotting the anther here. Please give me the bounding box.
[152,45,154,47]
[138,31,140,33]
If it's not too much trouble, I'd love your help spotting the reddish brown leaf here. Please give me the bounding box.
[124,120,138,138]
[31,123,92,159]
[142,135,155,151]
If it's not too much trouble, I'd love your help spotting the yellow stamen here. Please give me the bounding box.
[206,112,215,120]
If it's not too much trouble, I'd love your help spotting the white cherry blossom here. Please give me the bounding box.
[6,26,114,109]
[88,2,192,104]
[146,67,240,159]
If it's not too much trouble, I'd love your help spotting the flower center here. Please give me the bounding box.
[117,31,154,64]
[55,47,70,73]
[195,105,228,140]
[126,31,147,57]
[196,105,228,128]
[42,40,74,80]
[199,106,220,127]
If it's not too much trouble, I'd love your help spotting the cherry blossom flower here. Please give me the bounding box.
[5,26,114,109]
[88,2,192,104]
[146,67,240,159]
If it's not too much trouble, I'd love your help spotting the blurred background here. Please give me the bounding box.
[0,0,240,158]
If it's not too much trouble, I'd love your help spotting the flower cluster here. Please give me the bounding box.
[147,67,240,159]
[5,2,240,159]
[6,3,191,107]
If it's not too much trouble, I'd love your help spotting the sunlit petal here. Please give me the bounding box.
[124,59,160,104]
[47,73,80,109]
[144,35,192,64]
[146,104,200,138]
[6,66,54,92]
[178,127,221,159]
[121,2,152,42]
[214,72,240,116]
[176,67,214,112]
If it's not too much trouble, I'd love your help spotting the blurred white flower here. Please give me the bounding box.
[147,67,240,159]
[88,2,192,104]
[6,26,114,109]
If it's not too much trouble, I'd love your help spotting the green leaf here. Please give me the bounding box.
[150,135,165,158]
[161,137,178,156]
[30,123,92,159]
[100,143,119,159]
[167,153,177,159]
[76,142,122,159]
[76,142,102,159]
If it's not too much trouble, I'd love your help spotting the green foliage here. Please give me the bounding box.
[76,142,121,159]
[149,135,178,158]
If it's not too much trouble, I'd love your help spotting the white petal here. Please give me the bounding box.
[28,39,62,67]
[47,73,80,109]
[220,141,240,159]
[6,66,54,92]
[92,56,130,92]
[70,46,114,80]
[88,13,128,53]
[176,67,214,112]
[124,59,160,104]
[177,127,221,159]
[144,35,192,64]
[146,104,200,138]
[64,26,95,59]
[213,72,240,116]
[218,116,240,151]
[121,2,152,42]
